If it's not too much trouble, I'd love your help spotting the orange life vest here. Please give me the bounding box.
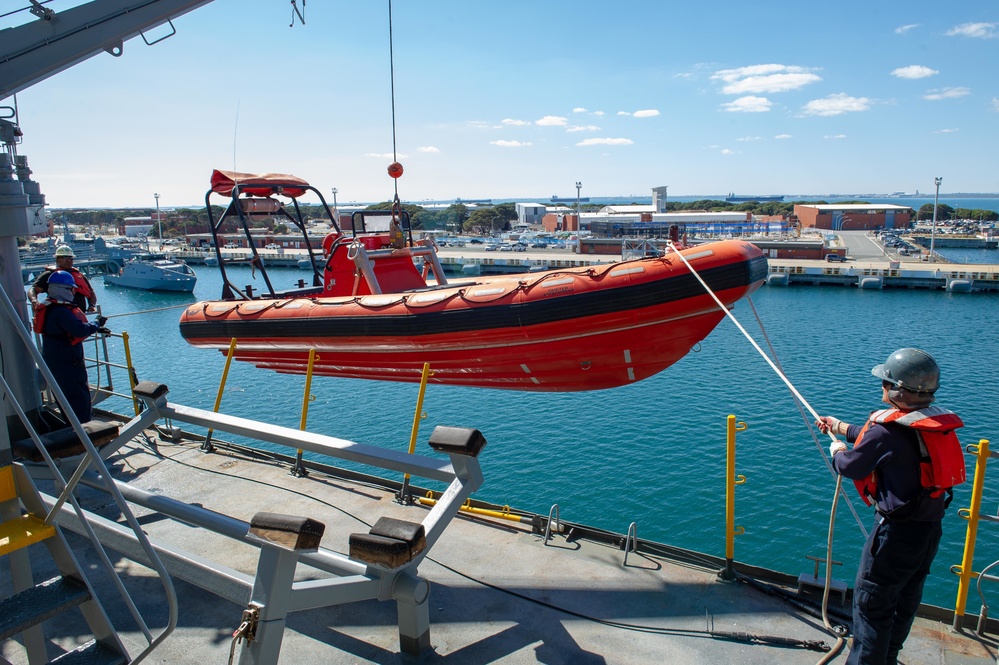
[45,265,94,301]
[33,301,90,345]
[853,406,966,508]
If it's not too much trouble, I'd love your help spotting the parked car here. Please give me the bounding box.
[223,243,238,249]
[484,244,498,252]
[265,243,280,249]
[513,244,527,252]
[530,242,547,248]
[825,254,846,262]
[470,238,484,244]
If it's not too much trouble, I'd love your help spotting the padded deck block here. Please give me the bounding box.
[12,421,120,462]
[427,425,487,457]
[349,517,426,568]
[247,512,325,551]
[132,381,169,401]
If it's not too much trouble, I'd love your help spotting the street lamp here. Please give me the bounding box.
[331,187,339,226]
[575,181,582,232]
[929,177,941,263]
[154,192,161,244]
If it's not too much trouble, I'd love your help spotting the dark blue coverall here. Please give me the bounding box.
[40,303,100,423]
[834,421,946,665]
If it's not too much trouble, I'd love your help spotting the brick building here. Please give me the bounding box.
[793,204,913,231]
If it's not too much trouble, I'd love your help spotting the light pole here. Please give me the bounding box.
[154,192,162,243]
[575,181,582,232]
[929,177,941,262]
[331,187,339,226]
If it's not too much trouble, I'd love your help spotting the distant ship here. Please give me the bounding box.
[725,193,785,203]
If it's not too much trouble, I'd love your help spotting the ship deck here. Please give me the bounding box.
[4,422,996,664]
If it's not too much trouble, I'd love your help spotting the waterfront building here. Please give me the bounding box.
[794,203,913,230]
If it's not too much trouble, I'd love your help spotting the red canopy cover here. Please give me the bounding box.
[210,170,310,198]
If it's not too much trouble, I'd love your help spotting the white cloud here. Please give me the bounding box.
[593,111,606,117]
[895,24,919,35]
[566,125,600,133]
[802,93,871,116]
[720,148,736,155]
[924,87,971,100]
[823,134,847,140]
[365,152,408,159]
[572,107,588,113]
[993,98,999,112]
[774,134,792,140]
[933,128,959,134]
[501,118,530,126]
[490,140,531,147]
[617,111,631,116]
[946,22,997,39]
[467,120,492,129]
[536,115,568,126]
[632,109,661,118]
[712,64,821,94]
[417,146,440,153]
[891,65,938,80]
[722,96,772,113]
[576,137,634,146]
[736,136,762,142]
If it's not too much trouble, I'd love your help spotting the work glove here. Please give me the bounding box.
[830,440,848,457]
[815,416,841,435]
[96,316,108,327]
[96,327,111,336]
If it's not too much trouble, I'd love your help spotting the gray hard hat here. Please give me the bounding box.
[871,348,940,394]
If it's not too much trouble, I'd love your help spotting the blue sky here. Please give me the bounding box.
[4,0,998,208]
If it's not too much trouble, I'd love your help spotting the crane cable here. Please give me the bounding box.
[665,241,849,662]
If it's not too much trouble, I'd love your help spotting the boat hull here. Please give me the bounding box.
[179,240,768,391]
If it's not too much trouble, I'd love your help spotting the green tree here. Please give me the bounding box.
[465,208,499,234]
[917,203,954,221]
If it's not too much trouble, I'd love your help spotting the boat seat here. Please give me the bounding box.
[133,380,169,407]
[12,421,119,462]
[427,425,487,457]
[349,517,426,569]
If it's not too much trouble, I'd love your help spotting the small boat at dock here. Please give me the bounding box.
[105,254,198,292]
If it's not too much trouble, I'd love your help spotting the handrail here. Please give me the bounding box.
[543,504,560,546]
[721,415,747,580]
[623,522,638,566]
[951,438,994,630]
[0,282,177,664]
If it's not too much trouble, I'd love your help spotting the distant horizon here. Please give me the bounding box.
[43,192,999,212]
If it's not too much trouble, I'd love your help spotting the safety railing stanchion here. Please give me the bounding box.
[204,337,237,452]
[952,438,993,630]
[721,414,747,581]
[399,362,431,504]
[291,349,317,477]
[121,330,140,416]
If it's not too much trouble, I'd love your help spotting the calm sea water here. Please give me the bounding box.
[83,261,999,609]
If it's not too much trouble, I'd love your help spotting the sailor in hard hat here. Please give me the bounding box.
[34,270,109,424]
[817,348,964,665]
[27,245,98,313]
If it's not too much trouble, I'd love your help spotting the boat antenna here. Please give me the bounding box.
[232,100,240,173]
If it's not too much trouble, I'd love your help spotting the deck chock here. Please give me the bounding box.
[427,425,487,457]
[132,381,170,407]
[798,555,847,605]
[349,517,427,569]
[247,512,325,551]
[11,421,119,462]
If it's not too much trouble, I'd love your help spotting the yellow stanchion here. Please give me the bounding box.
[203,338,237,452]
[417,494,532,524]
[952,438,991,629]
[722,414,747,580]
[399,363,432,501]
[120,331,139,416]
[291,350,317,477]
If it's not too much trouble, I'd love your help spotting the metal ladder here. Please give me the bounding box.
[0,282,177,664]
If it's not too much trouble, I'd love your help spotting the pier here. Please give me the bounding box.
[765,259,999,292]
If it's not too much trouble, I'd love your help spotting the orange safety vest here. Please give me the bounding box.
[45,265,94,301]
[33,301,90,345]
[853,406,966,508]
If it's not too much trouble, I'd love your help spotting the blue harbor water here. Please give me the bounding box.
[81,263,999,610]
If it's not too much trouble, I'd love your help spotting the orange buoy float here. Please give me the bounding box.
[387,162,404,179]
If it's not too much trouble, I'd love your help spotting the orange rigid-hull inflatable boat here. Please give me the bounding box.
[178,171,768,392]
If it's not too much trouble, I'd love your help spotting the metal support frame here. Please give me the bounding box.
[34,386,485,660]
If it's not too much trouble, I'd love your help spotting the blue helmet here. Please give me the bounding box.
[48,270,76,287]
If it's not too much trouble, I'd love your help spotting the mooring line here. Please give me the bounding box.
[104,303,192,319]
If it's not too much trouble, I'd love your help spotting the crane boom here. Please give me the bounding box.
[0,0,218,100]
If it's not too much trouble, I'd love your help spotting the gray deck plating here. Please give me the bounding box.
[4,431,995,664]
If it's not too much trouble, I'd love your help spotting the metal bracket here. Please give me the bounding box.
[28,0,55,21]
[227,604,261,664]
[141,19,177,47]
